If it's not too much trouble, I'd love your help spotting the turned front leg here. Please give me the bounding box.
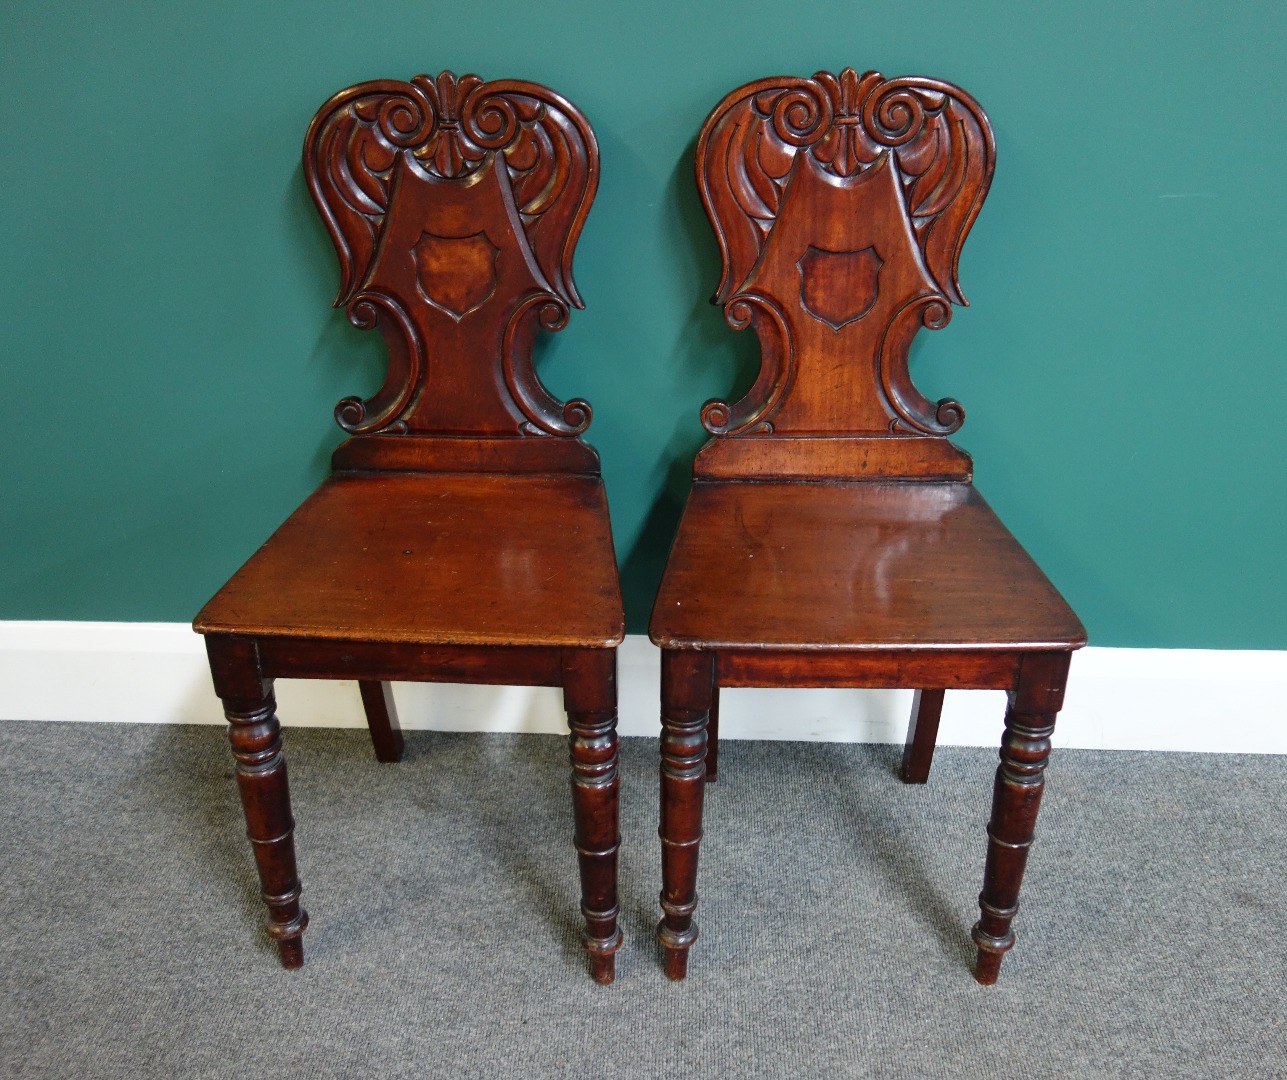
[205,637,308,968]
[562,649,623,984]
[972,652,1071,984]
[657,649,715,980]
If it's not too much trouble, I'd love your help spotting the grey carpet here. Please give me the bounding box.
[0,721,1283,1079]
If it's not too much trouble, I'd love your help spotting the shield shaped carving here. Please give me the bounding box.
[797,245,883,331]
[412,230,500,321]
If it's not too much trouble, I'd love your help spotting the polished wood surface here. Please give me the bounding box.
[652,69,1084,985]
[195,472,622,647]
[358,679,404,763]
[305,71,598,438]
[194,72,623,982]
[652,481,1083,650]
[694,68,993,440]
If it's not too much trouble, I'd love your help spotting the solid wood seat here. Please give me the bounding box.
[194,72,625,983]
[196,471,622,648]
[651,69,1086,985]
[652,481,1083,651]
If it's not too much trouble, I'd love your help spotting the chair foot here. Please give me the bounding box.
[264,899,309,969]
[658,921,700,978]
[658,920,697,980]
[276,935,306,970]
[589,952,616,985]
[971,929,1008,985]
[663,946,689,981]
[583,924,623,984]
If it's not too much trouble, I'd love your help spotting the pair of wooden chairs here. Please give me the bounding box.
[194,70,1084,987]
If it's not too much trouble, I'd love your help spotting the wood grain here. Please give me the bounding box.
[195,72,622,982]
[652,70,1083,985]
[195,473,623,648]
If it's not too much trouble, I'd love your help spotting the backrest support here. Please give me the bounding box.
[693,70,994,480]
[305,72,599,468]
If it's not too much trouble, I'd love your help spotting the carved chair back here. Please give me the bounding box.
[304,72,598,466]
[693,69,995,481]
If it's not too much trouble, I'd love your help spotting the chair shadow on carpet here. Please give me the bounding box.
[149,722,605,973]
[148,723,987,977]
[839,742,981,973]
[692,739,982,977]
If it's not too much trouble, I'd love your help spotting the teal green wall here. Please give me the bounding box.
[2,1,1284,648]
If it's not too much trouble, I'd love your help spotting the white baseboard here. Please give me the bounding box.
[0,622,1283,753]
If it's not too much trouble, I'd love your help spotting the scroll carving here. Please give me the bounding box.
[696,69,995,438]
[304,72,598,436]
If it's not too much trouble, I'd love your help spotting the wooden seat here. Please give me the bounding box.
[650,69,1085,984]
[194,72,625,983]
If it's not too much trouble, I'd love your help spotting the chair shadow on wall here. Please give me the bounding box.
[620,141,761,629]
[283,161,388,484]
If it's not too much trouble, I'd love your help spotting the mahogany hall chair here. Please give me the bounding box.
[194,72,625,983]
[650,70,1085,984]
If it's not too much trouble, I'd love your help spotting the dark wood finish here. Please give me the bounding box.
[194,73,624,982]
[972,651,1070,984]
[651,70,1085,984]
[706,685,720,783]
[562,649,623,984]
[900,688,945,784]
[716,647,1028,689]
[653,483,1082,651]
[195,472,621,648]
[657,649,715,980]
[205,636,308,969]
[306,71,597,438]
[358,680,403,763]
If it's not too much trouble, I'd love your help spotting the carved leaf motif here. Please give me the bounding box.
[696,70,993,442]
[697,69,995,306]
[303,73,600,437]
[305,73,597,311]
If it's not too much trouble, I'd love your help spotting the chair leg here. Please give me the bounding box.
[657,649,716,980]
[358,680,404,763]
[706,685,720,783]
[204,636,309,969]
[972,652,1071,984]
[562,649,623,984]
[900,688,945,784]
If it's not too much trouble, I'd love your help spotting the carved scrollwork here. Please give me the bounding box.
[334,293,421,434]
[698,68,995,307]
[304,72,598,437]
[877,297,965,436]
[700,294,793,435]
[307,72,596,309]
[503,294,592,436]
[695,70,994,445]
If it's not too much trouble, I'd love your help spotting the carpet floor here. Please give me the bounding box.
[1,721,1283,1078]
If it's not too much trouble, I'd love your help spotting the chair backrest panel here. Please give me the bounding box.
[695,69,994,450]
[305,73,598,440]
